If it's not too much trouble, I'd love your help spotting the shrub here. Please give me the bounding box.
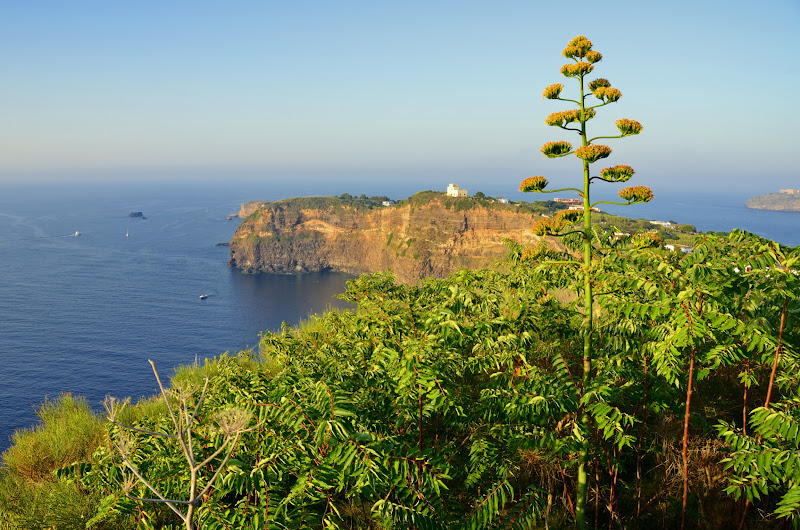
[3,393,105,482]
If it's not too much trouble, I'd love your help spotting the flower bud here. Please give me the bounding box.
[544,109,595,127]
[600,165,635,182]
[560,62,594,78]
[616,118,643,136]
[545,111,565,127]
[542,83,563,99]
[588,78,610,91]
[618,186,653,203]
[557,209,583,223]
[520,176,548,192]
[592,86,621,102]
[533,217,559,236]
[575,144,612,163]
[563,36,593,59]
[586,51,602,63]
[541,140,573,158]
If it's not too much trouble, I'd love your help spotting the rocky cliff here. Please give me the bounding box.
[239,200,269,218]
[228,192,551,283]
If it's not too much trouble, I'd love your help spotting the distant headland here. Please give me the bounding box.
[745,189,800,211]
[227,191,549,284]
[227,186,700,283]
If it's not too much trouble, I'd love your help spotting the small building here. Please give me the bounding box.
[382,200,395,207]
[446,183,468,197]
[497,197,510,204]
[554,198,582,206]
[650,220,676,228]
[780,189,800,194]
[665,244,693,253]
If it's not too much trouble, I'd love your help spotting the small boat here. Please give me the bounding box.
[74,231,80,236]
[199,294,208,300]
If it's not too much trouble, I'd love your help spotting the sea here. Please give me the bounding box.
[0,178,797,451]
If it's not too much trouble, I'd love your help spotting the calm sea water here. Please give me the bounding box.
[590,188,800,247]
[0,180,358,451]
[0,179,796,451]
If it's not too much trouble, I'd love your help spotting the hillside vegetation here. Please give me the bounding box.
[1,230,797,529]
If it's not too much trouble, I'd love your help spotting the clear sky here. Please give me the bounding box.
[1,0,798,192]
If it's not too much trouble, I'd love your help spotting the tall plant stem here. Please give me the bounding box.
[738,296,789,529]
[574,72,593,530]
[764,296,788,409]
[681,346,696,530]
[635,353,649,530]
[743,359,750,436]
[418,382,424,489]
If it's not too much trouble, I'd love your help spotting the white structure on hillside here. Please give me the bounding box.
[446,183,468,197]
[665,244,693,253]
[650,220,676,228]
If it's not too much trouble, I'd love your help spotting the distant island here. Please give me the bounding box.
[745,189,800,211]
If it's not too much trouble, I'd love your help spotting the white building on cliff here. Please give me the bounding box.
[446,183,468,197]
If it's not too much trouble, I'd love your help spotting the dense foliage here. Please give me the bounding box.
[0,230,797,529]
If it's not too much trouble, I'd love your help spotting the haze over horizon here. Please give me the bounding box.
[1,0,797,194]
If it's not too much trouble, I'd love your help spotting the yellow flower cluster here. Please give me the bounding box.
[544,108,596,127]
[575,144,612,163]
[618,186,654,203]
[520,176,548,192]
[557,209,583,223]
[533,217,559,236]
[588,78,610,91]
[586,50,602,63]
[541,140,573,158]
[592,86,621,102]
[600,165,635,182]
[562,35,593,59]
[542,83,563,99]
[616,118,644,136]
[560,62,594,78]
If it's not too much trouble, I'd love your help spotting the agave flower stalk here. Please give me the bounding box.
[520,35,650,530]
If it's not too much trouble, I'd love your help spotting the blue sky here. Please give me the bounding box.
[1,0,798,192]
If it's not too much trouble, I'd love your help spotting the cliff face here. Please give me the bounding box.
[238,200,269,218]
[228,194,547,283]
